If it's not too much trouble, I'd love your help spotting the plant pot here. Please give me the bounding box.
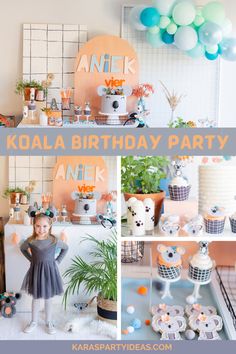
[9,192,22,205]
[97,293,117,325]
[23,87,36,101]
[124,191,165,225]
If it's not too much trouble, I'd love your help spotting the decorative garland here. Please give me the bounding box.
[129,1,236,61]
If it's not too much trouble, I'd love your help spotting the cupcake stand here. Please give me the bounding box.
[121,242,236,340]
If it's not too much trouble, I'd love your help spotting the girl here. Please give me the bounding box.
[20,212,68,335]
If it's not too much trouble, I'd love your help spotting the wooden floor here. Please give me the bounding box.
[0,217,6,293]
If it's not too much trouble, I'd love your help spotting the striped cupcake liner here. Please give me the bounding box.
[157,264,181,280]
[168,185,191,201]
[230,218,236,233]
[188,265,212,282]
[204,218,225,234]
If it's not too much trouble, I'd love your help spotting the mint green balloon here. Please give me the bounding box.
[172,2,196,26]
[187,42,205,58]
[206,44,218,54]
[159,16,171,29]
[202,1,225,25]
[167,22,177,35]
[194,15,204,27]
[146,31,164,48]
[148,25,160,34]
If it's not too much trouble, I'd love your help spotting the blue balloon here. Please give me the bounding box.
[187,42,205,58]
[140,7,160,27]
[218,45,222,55]
[205,51,219,61]
[199,22,223,46]
[219,37,236,61]
[146,31,164,48]
[162,31,174,44]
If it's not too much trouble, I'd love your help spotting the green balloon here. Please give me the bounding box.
[202,1,226,25]
[206,45,218,54]
[148,25,160,34]
[194,15,204,27]
[146,31,164,48]
[167,22,177,35]
[159,16,171,29]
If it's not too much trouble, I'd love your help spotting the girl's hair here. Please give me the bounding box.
[28,213,57,244]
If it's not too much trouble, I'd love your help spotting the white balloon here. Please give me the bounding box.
[222,18,233,37]
[172,2,196,26]
[129,5,147,31]
[152,0,176,16]
[174,26,198,51]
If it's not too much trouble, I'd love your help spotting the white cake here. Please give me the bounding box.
[73,198,97,216]
[199,165,236,215]
[100,94,127,115]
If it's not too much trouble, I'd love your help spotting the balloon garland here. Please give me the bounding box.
[129,1,236,61]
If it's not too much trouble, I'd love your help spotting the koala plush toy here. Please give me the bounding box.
[189,314,223,340]
[185,304,217,318]
[151,304,184,317]
[152,314,186,340]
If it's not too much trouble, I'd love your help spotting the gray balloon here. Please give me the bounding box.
[220,37,236,61]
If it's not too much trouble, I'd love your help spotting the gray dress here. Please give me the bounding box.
[20,238,68,300]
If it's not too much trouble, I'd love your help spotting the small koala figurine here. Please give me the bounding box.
[161,221,180,236]
[183,215,204,236]
[151,303,184,317]
[185,304,217,318]
[152,314,186,340]
[189,314,223,340]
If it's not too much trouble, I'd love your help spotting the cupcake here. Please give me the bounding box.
[188,242,213,283]
[157,244,185,280]
[204,206,225,234]
[229,212,236,233]
[168,176,191,201]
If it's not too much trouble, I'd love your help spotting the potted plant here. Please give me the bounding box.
[15,80,43,101]
[121,156,170,224]
[2,187,26,205]
[15,74,54,101]
[63,233,117,325]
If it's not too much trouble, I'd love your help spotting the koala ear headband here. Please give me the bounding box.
[29,209,54,219]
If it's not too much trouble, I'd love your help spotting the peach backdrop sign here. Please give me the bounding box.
[74,35,139,115]
[52,156,108,213]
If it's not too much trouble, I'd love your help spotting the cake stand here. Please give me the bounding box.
[72,213,96,225]
[186,277,212,304]
[99,111,128,126]
[156,274,181,300]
